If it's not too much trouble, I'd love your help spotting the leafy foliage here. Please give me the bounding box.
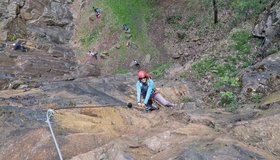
[220,91,238,112]
[230,0,270,20]
[151,63,171,77]
[10,34,17,41]
[231,30,252,55]
[250,93,263,103]
[216,76,240,88]
[192,57,216,78]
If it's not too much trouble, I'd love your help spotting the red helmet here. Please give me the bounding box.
[137,70,151,79]
[138,70,146,79]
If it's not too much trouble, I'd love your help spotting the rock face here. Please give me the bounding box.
[0,49,77,89]
[0,75,277,160]
[231,114,280,157]
[1,1,280,160]
[240,52,280,99]
[0,0,81,89]
[1,0,74,45]
[252,1,280,54]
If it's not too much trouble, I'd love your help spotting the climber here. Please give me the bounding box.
[94,7,101,19]
[136,70,174,111]
[12,42,28,52]
[129,59,140,68]
[123,24,130,33]
[87,50,98,60]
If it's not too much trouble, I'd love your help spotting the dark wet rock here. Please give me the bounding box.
[7,0,75,48]
[0,79,10,90]
[0,128,57,160]
[231,113,280,157]
[6,17,28,40]
[16,52,76,79]
[240,53,280,100]
[174,143,266,160]
[73,63,101,78]
[0,0,77,89]
[0,106,45,123]
[253,1,280,54]
[42,82,125,106]
[228,109,258,123]
[0,106,46,144]
[0,74,277,159]
[168,110,191,124]
[47,44,75,59]
[259,90,280,107]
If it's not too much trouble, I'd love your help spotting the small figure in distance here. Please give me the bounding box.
[129,59,140,68]
[87,50,98,60]
[12,42,28,52]
[93,7,101,19]
[123,24,130,33]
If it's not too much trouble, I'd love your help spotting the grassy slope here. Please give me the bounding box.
[75,0,160,74]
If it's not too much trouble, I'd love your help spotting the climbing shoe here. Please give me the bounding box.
[145,106,153,111]
[145,105,158,111]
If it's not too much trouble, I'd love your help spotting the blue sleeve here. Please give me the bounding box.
[144,79,154,105]
[136,81,141,103]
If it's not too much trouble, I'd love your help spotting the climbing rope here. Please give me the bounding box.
[45,103,128,159]
[46,109,63,160]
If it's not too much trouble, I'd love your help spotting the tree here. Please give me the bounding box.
[212,0,218,24]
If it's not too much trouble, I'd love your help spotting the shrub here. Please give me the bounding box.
[192,57,216,78]
[216,76,240,88]
[219,91,238,111]
[151,63,171,77]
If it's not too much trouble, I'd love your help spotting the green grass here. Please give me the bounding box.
[190,29,259,111]
[231,30,252,55]
[104,0,151,43]
[215,76,240,88]
[181,96,193,103]
[118,45,127,63]
[192,57,216,78]
[77,2,110,49]
[75,0,159,68]
[250,93,263,103]
[219,91,238,112]
[151,63,171,77]
[230,0,270,20]
[179,71,188,79]
[267,47,278,56]
[228,0,271,28]
[114,69,130,74]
